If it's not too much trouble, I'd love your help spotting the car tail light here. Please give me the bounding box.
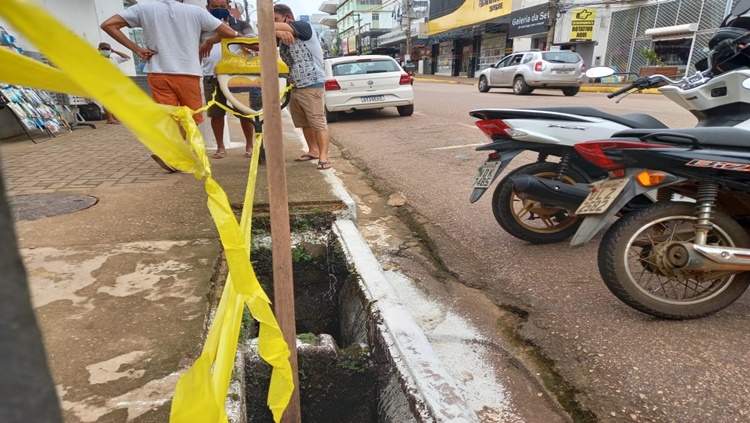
[399,74,412,85]
[475,119,511,138]
[574,141,673,171]
[581,63,586,73]
[325,79,341,91]
[534,61,543,72]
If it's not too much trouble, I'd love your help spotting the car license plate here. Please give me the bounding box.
[576,178,629,215]
[472,161,502,188]
[361,95,384,102]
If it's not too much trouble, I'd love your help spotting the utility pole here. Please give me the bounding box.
[404,0,412,62]
[546,0,558,49]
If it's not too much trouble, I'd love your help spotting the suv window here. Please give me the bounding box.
[522,53,535,64]
[509,54,523,66]
[496,55,513,68]
[541,52,581,63]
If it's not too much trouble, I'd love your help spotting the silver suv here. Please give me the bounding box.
[477,50,585,96]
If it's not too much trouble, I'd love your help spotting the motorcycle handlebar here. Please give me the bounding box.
[607,82,637,99]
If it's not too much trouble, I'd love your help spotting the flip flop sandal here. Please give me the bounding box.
[151,155,178,173]
[294,154,319,162]
[212,151,227,159]
[316,161,332,170]
[245,151,253,158]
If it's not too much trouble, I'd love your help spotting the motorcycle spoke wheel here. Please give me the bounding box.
[599,202,750,319]
[492,162,586,244]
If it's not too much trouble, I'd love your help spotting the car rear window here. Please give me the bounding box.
[333,60,400,76]
[541,52,581,63]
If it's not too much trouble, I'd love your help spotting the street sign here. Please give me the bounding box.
[570,8,595,41]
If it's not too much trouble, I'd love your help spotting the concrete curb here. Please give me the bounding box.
[333,219,480,423]
[413,76,662,94]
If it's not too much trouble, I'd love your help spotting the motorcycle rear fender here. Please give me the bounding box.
[469,149,524,203]
[569,171,685,247]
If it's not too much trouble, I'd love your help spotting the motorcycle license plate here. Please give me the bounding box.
[472,161,502,188]
[576,178,629,215]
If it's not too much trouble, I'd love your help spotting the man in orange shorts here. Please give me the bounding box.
[101,0,239,172]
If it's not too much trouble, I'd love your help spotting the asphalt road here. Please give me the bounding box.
[328,83,750,422]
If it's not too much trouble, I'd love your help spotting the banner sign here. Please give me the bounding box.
[508,4,550,38]
[570,8,596,41]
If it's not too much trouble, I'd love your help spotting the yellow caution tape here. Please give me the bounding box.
[0,1,293,422]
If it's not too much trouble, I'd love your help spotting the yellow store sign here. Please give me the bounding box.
[570,8,596,41]
[428,0,512,35]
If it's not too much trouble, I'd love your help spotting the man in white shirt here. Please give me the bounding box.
[101,0,240,171]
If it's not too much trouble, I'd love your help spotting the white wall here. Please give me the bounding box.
[0,0,136,75]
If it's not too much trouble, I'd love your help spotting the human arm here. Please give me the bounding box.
[273,22,296,45]
[100,15,155,62]
[199,22,240,59]
[274,21,312,45]
[112,49,131,60]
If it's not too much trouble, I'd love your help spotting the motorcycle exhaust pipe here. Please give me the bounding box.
[666,243,750,272]
[509,174,590,211]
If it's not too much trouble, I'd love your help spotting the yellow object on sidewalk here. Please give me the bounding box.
[0,1,293,422]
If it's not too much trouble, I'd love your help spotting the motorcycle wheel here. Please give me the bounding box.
[599,202,750,319]
[492,161,586,244]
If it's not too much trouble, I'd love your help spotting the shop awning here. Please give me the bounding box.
[645,23,699,39]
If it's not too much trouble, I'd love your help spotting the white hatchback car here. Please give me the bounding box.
[323,55,414,122]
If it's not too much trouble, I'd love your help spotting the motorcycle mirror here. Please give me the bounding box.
[585,66,616,78]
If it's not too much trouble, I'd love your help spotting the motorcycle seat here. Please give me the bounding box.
[612,127,750,148]
[529,107,669,129]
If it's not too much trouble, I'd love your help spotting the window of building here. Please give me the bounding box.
[653,38,692,66]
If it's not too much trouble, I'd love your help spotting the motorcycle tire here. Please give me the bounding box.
[492,161,586,244]
[599,202,750,320]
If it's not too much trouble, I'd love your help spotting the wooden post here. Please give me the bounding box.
[256,0,301,421]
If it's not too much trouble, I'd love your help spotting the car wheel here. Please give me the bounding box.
[478,76,490,93]
[325,108,339,123]
[513,77,531,95]
[562,87,580,96]
[397,104,414,116]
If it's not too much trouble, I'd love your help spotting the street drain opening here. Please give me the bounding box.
[242,221,412,423]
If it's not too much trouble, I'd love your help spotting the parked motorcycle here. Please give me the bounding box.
[491,30,750,245]
[469,103,667,244]
[563,25,750,318]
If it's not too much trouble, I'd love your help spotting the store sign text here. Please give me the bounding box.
[478,0,504,12]
[570,8,596,41]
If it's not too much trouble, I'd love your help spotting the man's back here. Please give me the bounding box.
[120,0,220,76]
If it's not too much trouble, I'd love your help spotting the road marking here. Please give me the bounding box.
[413,111,426,116]
[457,122,478,129]
[430,143,484,150]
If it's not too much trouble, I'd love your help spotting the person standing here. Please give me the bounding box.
[100,0,239,172]
[97,42,131,124]
[273,4,331,170]
[203,0,256,159]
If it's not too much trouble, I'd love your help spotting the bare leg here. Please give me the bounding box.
[240,118,255,157]
[301,126,321,157]
[210,116,226,158]
[314,128,331,169]
[104,109,119,124]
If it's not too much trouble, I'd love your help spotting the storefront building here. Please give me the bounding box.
[594,0,734,77]
[426,0,512,77]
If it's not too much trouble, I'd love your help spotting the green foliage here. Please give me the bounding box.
[291,245,313,263]
[640,48,665,66]
[297,333,319,345]
[337,344,371,374]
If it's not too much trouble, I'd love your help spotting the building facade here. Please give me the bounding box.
[425,0,738,78]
